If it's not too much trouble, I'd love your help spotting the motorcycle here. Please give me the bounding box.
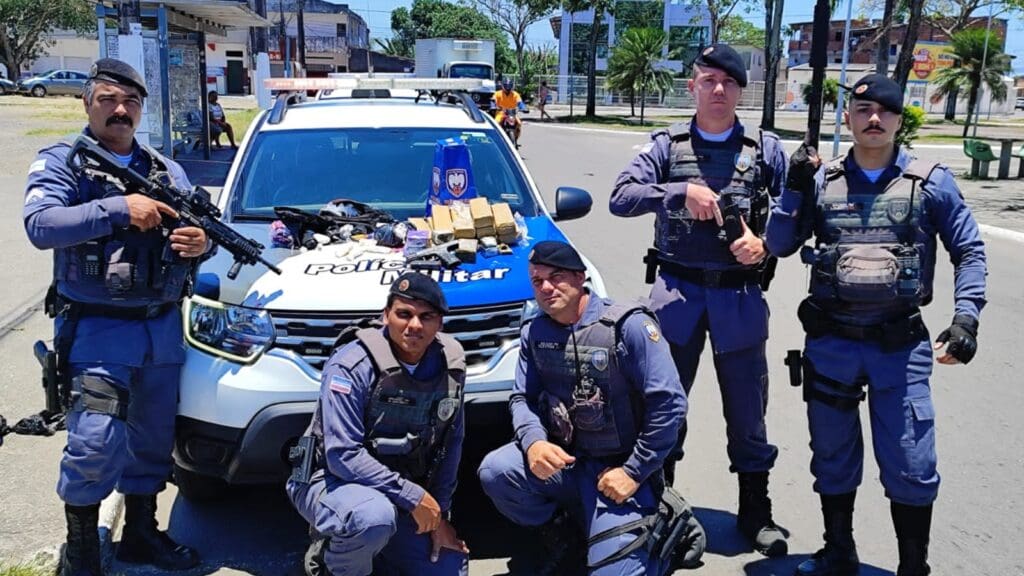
[497,107,520,148]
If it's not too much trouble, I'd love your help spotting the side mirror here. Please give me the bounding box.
[553,187,592,221]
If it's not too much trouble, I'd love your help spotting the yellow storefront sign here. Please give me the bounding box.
[910,41,956,83]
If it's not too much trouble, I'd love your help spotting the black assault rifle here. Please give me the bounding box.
[66,135,282,280]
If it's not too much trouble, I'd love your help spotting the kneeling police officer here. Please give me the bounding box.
[767,74,988,576]
[287,272,469,576]
[23,59,208,576]
[478,241,692,575]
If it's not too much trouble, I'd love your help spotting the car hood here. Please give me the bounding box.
[197,215,571,311]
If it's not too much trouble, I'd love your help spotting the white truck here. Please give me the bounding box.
[415,38,496,107]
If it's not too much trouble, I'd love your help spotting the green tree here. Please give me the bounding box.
[691,0,756,44]
[929,28,1011,137]
[801,77,838,113]
[390,0,515,75]
[606,27,674,124]
[0,0,93,80]
[922,0,1024,38]
[469,0,559,90]
[518,43,558,100]
[374,38,413,59]
[565,0,616,118]
[719,15,764,46]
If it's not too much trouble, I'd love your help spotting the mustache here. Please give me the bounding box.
[863,126,885,133]
[106,115,133,127]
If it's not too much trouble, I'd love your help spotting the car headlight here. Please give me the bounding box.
[183,295,275,363]
[521,299,541,322]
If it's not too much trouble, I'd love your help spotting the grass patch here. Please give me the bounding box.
[24,127,77,137]
[33,110,83,121]
[549,114,670,131]
[226,107,261,138]
[0,563,51,576]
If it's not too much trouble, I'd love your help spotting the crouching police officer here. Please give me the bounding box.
[23,59,208,576]
[287,272,469,576]
[767,74,988,576]
[610,43,790,556]
[477,241,690,575]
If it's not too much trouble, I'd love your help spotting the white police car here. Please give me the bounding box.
[172,77,606,498]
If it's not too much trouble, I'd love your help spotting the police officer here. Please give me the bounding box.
[767,74,987,576]
[610,43,789,556]
[23,59,207,576]
[477,241,687,575]
[287,272,469,576]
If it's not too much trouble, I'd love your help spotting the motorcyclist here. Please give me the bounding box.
[491,78,526,144]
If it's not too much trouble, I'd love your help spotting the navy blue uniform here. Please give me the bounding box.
[766,148,987,504]
[611,120,789,475]
[287,328,467,576]
[478,296,685,575]
[24,130,193,506]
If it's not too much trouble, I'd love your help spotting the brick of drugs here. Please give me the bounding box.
[469,197,494,230]
[456,238,478,263]
[429,206,454,243]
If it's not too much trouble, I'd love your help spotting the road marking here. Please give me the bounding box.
[980,223,1024,243]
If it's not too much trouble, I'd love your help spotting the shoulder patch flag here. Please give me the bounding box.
[329,374,353,395]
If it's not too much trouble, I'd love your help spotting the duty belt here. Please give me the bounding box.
[798,299,927,351]
[654,258,761,289]
[70,301,176,320]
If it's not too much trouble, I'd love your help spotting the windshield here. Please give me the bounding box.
[231,127,539,221]
[449,64,493,80]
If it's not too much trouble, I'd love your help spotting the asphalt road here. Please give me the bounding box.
[1,121,1022,575]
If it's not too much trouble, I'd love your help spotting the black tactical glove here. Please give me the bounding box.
[786,143,820,194]
[935,314,979,364]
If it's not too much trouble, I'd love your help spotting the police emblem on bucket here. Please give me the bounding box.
[437,398,459,422]
[591,349,609,372]
[446,169,468,198]
[735,153,753,173]
[887,198,911,223]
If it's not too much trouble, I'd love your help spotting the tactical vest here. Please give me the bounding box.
[655,123,769,266]
[309,326,465,483]
[56,144,193,304]
[805,157,934,319]
[530,303,647,459]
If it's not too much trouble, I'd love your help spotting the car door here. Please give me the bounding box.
[69,72,87,96]
[50,71,68,95]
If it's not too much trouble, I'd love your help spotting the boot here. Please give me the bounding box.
[116,494,200,570]
[891,501,932,576]
[534,508,587,576]
[737,471,788,557]
[63,503,103,576]
[795,492,860,576]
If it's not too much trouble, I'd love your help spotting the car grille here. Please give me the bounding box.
[270,301,525,372]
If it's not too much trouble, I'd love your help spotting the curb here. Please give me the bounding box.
[979,223,1024,243]
[99,492,125,571]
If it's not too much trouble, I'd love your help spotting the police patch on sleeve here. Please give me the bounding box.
[329,374,353,395]
[437,398,459,422]
[28,159,46,174]
[643,320,660,342]
[24,188,45,205]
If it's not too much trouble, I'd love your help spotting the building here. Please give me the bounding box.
[552,0,710,103]
[787,17,1008,68]
[266,0,369,76]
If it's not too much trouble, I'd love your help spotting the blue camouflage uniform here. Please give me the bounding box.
[477,295,686,575]
[610,119,788,475]
[287,326,468,576]
[766,148,987,505]
[23,128,194,506]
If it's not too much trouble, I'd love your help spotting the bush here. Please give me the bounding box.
[896,105,925,149]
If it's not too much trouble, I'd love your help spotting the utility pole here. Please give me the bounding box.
[297,0,307,71]
[833,0,853,157]
[117,0,140,34]
[117,1,150,145]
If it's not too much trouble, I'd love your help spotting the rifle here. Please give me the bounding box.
[66,135,282,280]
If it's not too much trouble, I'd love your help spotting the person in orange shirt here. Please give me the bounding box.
[491,78,526,144]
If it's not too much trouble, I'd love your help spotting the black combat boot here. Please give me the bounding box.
[63,503,103,576]
[737,471,788,557]
[535,508,587,576]
[116,494,200,570]
[891,501,932,576]
[795,492,860,576]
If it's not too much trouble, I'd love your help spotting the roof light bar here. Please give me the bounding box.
[264,77,494,92]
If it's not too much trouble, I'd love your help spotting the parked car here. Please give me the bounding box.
[1016,97,1024,110]
[17,69,88,97]
[171,76,604,500]
[0,77,15,95]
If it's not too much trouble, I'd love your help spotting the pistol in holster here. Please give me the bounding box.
[785,349,808,402]
[288,435,317,484]
[643,248,661,285]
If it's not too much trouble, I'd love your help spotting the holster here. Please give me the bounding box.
[39,284,80,415]
[643,248,660,285]
[288,435,317,484]
[798,299,927,352]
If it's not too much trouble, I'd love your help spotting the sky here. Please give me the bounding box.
[341,0,1024,74]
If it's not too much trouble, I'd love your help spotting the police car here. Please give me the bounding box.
[172,76,606,498]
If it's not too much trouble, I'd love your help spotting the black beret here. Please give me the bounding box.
[528,240,586,272]
[693,44,747,87]
[850,73,903,114]
[88,58,148,98]
[390,271,448,314]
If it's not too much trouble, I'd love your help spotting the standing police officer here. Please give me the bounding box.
[287,272,469,576]
[23,59,208,576]
[610,43,789,556]
[767,74,987,576]
[477,241,688,575]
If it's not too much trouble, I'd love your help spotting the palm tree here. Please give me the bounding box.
[606,28,674,125]
[929,28,1011,138]
[374,38,412,59]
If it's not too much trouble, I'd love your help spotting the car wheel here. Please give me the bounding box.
[172,464,230,502]
[31,85,46,97]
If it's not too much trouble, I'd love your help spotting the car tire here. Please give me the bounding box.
[31,85,46,97]
[173,464,230,502]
